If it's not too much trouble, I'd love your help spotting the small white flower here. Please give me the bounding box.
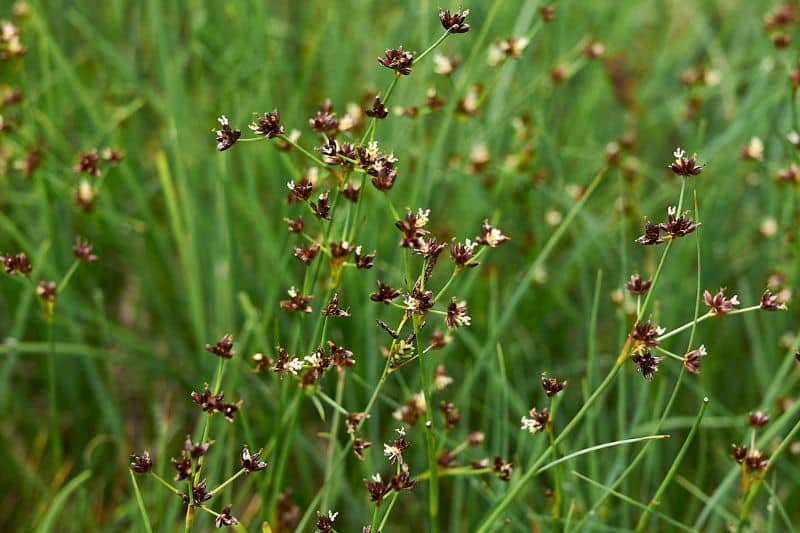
[287,358,304,375]
[673,147,685,159]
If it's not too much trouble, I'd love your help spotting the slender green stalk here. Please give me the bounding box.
[129,470,154,533]
[208,468,247,497]
[635,396,709,531]
[572,471,695,533]
[547,395,563,527]
[413,30,450,65]
[321,371,346,510]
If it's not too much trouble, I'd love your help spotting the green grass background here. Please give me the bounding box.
[0,0,798,531]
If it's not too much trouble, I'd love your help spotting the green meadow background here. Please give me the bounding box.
[0,0,798,530]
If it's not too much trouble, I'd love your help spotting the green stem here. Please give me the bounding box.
[413,31,451,65]
[321,371,346,510]
[547,395,563,528]
[150,472,183,496]
[56,259,80,293]
[279,134,328,168]
[635,395,709,531]
[413,311,439,532]
[129,470,154,533]
[208,468,247,497]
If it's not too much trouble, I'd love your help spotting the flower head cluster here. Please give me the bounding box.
[703,287,740,315]
[378,46,414,75]
[668,147,704,177]
[439,8,470,33]
[521,407,550,434]
[214,115,240,151]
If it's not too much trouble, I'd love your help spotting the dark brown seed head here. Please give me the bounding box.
[632,320,665,347]
[74,149,101,176]
[445,298,471,329]
[760,289,787,311]
[476,219,509,247]
[635,220,664,245]
[631,349,664,381]
[439,401,461,429]
[365,96,389,119]
[378,46,414,75]
[353,437,372,460]
[130,451,153,474]
[660,206,699,238]
[322,292,350,317]
[287,178,314,202]
[315,510,338,533]
[191,478,213,505]
[668,147,704,177]
[215,506,239,528]
[328,341,355,370]
[294,243,321,265]
[540,5,555,21]
[403,287,434,316]
[682,345,707,374]
[345,412,367,434]
[184,435,214,458]
[36,281,56,304]
[240,446,268,472]
[280,286,313,313]
[748,411,769,428]
[73,237,98,263]
[777,163,800,185]
[439,8,470,33]
[354,246,375,269]
[284,216,305,233]
[521,407,550,434]
[249,109,284,138]
[541,374,566,397]
[390,463,417,491]
[745,450,768,472]
[450,239,480,268]
[625,273,651,294]
[310,191,332,220]
[191,383,222,413]
[703,288,740,315]
[101,147,124,164]
[171,452,192,481]
[206,334,234,359]
[1,252,32,275]
[214,115,241,151]
[370,282,400,305]
[364,474,390,505]
[342,181,360,202]
[492,456,513,481]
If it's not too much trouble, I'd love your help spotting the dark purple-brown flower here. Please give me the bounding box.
[476,219,509,247]
[1,252,32,275]
[214,115,241,151]
[206,334,234,359]
[285,216,304,233]
[745,451,768,472]
[439,8,470,33]
[130,451,152,473]
[541,374,566,397]
[365,96,389,119]
[396,209,430,248]
[36,281,56,304]
[353,437,372,460]
[403,287,434,316]
[184,435,214,458]
[668,148,704,177]
[631,349,664,381]
[703,288,740,315]
[625,273,651,294]
[439,401,461,429]
[730,443,748,464]
[249,110,284,138]
[445,298,471,329]
[760,289,787,311]
[328,341,355,370]
[192,478,213,505]
[287,178,314,202]
[280,287,313,313]
[310,191,332,220]
[315,510,338,533]
[171,453,192,481]
[241,446,268,472]
[390,463,417,491]
[370,281,400,304]
[661,206,698,238]
[383,427,410,464]
[215,506,239,528]
[342,181,360,202]
[682,345,707,374]
[635,220,664,245]
[322,292,350,317]
[521,407,550,434]
[73,237,98,263]
[450,239,480,269]
[364,474,391,505]
[492,456,513,481]
[748,411,769,428]
[632,320,665,347]
[294,243,320,265]
[74,149,101,176]
[354,246,374,269]
[378,46,414,75]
